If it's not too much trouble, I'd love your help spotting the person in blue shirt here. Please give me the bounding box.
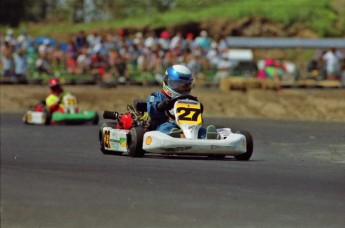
[146,64,217,139]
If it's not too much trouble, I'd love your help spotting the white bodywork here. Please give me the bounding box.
[142,129,246,155]
[102,127,129,152]
[23,111,47,124]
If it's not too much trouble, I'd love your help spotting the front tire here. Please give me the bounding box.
[127,127,146,157]
[234,130,254,161]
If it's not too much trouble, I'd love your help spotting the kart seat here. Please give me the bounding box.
[134,99,147,112]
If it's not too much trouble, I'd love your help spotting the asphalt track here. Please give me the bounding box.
[1,113,345,228]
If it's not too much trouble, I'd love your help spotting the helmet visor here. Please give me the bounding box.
[168,79,193,94]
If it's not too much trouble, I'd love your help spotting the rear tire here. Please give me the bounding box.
[127,127,146,157]
[44,112,51,125]
[234,130,253,161]
[92,112,99,125]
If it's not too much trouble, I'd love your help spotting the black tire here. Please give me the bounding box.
[99,122,118,154]
[22,113,28,124]
[127,127,146,157]
[234,130,254,161]
[92,112,99,125]
[44,112,51,125]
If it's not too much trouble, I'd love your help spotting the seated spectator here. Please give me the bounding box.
[66,40,78,74]
[35,52,52,75]
[89,49,106,82]
[76,46,90,74]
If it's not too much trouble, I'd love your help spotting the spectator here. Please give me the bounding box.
[87,31,101,49]
[5,29,16,47]
[322,48,343,80]
[158,30,171,51]
[66,39,78,74]
[35,51,52,75]
[107,48,129,82]
[213,52,233,84]
[170,32,183,51]
[89,49,106,82]
[1,41,15,77]
[76,46,90,74]
[75,30,87,50]
[17,29,32,50]
[51,44,65,68]
[13,48,27,80]
[38,39,51,56]
[195,30,212,55]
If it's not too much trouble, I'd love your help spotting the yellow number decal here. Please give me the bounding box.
[104,130,110,148]
[67,98,76,106]
[176,103,202,125]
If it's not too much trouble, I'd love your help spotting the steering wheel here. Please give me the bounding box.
[165,95,202,120]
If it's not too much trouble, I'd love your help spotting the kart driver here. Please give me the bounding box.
[45,77,73,113]
[147,64,218,139]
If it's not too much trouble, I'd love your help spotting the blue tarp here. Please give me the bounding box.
[31,37,68,51]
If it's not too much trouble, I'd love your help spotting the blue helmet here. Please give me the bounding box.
[163,65,194,98]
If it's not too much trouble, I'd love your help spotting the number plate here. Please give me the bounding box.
[175,102,202,125]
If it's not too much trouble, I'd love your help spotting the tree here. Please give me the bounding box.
[0,0,26,27]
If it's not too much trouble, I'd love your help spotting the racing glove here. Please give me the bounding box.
[156,100,169,112]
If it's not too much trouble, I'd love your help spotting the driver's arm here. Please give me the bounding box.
[147,93,166,117]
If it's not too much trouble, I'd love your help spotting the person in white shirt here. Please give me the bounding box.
[322,48,343,80]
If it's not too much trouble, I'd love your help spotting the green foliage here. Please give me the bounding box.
[14,0,344,37]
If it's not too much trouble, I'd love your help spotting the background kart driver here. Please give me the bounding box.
[45,77,76,113]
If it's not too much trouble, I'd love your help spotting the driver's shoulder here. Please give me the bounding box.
[148,91,165,100]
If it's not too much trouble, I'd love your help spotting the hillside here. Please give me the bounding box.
[22,0,345,40]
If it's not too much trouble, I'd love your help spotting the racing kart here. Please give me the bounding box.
[23,93,99,125]
[99,95,253,160]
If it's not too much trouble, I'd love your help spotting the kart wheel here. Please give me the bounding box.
[235,130,253,161]
[22,113,28,124]
[127,127,145,157]
[45,112,51,125]
[92,113,99,125]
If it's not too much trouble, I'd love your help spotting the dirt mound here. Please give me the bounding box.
[145,17,319,39]
[111,17,318,41]
[1,85,345,122]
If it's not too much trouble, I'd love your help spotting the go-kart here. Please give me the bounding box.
[99,95,253,160]
[23,93,99,125]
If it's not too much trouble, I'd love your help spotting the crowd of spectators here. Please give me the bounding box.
[1,28,345,85]
[0,28,232,84]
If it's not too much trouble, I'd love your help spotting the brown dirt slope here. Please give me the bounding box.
[1,85,345,122]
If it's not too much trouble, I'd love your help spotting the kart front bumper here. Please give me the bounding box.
[143,131,247,155]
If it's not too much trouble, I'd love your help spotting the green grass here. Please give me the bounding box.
[19,0,343,38]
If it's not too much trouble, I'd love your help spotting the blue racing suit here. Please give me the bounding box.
[147,91,206,138]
